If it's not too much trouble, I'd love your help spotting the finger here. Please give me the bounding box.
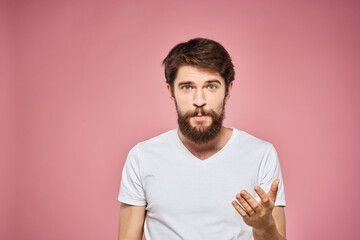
[268,179,280,202]
[232,200,248,218]
[240,190,262,212]
[254,185,271,208]
[237,194,255,216]
[237,191,259,216]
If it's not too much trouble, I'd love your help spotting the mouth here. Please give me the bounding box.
[192,114,208,121]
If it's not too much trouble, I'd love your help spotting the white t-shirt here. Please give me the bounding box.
[118,127,286,240]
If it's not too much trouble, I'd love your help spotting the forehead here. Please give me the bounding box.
[174,65,225,85]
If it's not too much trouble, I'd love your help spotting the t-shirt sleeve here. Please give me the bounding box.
[118,145,147,206]
[257,144,286,207]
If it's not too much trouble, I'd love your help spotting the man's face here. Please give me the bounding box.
[167,65,232,144]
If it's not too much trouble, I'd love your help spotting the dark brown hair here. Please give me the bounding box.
[162,37,235,94]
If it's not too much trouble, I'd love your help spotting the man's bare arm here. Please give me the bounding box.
[272,206,286,238]
[118,202,146,240]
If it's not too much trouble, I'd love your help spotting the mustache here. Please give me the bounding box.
[183,108,217,118]
[193,108,207,116]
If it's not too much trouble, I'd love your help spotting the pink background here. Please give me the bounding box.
[2,0,360,239]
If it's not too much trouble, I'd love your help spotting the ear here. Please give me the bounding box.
[167,84,175,102]
[224,82,233,103]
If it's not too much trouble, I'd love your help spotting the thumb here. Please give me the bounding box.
[268,179,280,202]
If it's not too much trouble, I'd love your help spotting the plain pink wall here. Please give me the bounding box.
[1,0,10,238]
[2,0,360,239]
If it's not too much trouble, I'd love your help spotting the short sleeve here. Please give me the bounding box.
[256,144,286,206]
[118,145,147,206]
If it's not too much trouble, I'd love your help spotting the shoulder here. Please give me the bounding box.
[233,128,274,153]
[130,129,178,154]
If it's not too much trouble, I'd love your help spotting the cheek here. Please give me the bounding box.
[208,98,225,112]
[174,94,192,108]
[175,100,191,116]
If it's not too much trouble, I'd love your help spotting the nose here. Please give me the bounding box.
[193,88,206,108]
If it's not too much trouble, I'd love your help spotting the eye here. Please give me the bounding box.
[207,84,217,90]
[182,85,192,90]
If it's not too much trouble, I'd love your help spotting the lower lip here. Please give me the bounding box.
[193,116,208,121]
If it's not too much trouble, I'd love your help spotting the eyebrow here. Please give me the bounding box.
[177,79,222,87]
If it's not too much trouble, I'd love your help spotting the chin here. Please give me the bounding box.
[190,121,211,128]
[191,123,212,132]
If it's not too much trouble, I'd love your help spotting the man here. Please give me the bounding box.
[118,38,286,240]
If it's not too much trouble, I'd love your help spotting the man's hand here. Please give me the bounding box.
[232,179,280,233]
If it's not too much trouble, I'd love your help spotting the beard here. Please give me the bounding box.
[176,102,225,144]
